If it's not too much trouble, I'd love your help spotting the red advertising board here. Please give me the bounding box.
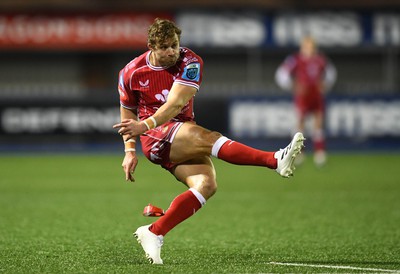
[0,13,172,50]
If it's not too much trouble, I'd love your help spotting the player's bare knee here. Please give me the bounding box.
[186,129,222,156]
[196,130,222,151]
[207,131,223,143]
[200,184,217,200]
[191,175,217,199]
[203,179,217,198]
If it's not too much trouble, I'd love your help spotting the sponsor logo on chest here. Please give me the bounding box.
[139,79,149,88]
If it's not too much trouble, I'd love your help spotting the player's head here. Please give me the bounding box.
[300,36,317,57]
[147,18,182,67]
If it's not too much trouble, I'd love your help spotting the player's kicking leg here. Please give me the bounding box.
[172,123,305,178]
[274,132,305,177]
[209,131,305,177]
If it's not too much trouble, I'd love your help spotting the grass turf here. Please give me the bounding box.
[0,153,399,273]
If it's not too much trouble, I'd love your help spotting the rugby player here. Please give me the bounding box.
[113,18,304,264]
[275,36,336,166]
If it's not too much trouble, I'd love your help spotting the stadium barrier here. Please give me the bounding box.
[0,95,399,152]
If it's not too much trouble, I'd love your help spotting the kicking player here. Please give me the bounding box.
[275,36,336,166]
[113,18,305,264]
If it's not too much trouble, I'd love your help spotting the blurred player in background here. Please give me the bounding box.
[275,36,336,166]
[113,18,305,264]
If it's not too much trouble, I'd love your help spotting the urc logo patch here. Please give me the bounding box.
[182,63,200,81]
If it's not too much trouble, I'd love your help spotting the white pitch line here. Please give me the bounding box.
[268,262,400,273]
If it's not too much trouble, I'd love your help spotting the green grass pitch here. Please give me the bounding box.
[0,153,399,273]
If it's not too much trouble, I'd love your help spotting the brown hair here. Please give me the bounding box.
[147,18,182,48]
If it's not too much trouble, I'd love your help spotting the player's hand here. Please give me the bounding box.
[113,119,147,141]
[122,152,138,182]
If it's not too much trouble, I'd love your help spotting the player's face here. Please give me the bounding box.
[151,34,180,67]
[300,38,316,58]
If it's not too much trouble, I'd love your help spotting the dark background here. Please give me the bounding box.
[0,0,399,152]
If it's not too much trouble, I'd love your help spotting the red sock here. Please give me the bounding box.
[149,190,202,236]
[217,140,277,169]
[314,139,325,152]
[313,130,326,151]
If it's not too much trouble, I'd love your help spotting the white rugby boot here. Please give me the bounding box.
[275,132,305,178]
[133,225,164,264]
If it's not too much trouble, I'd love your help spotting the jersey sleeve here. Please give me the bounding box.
[174,49,203,91]
[118,68,138,110]
[275,55,296,91]
[282,55,297,72]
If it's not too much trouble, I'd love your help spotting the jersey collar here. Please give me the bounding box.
[146,51,167,71]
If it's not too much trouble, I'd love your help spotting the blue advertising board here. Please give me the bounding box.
[229,95,400,151]
[176,11,400,48]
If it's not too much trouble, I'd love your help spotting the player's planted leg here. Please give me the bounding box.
[275,132,305,178]
[133,225,164,264]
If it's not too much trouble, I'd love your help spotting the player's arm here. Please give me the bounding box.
[119,106,139,182]
[275,66,293,91]
[275,56,295,91]
[114,83,196,139]
[322,61,337,92]
[152,83,196,125]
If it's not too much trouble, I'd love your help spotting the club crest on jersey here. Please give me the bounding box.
[182,63,200,81]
